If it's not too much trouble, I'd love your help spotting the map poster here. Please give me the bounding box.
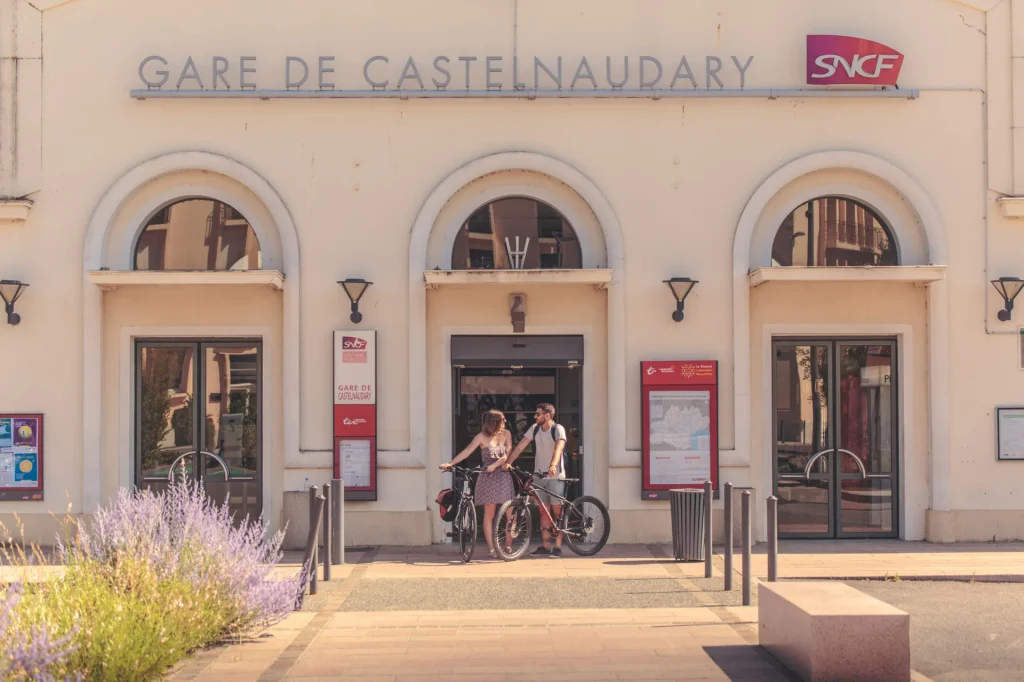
[335,436,377,501]
[641,362,718,500]
[996,407,1024,461]
[0,413,44,501]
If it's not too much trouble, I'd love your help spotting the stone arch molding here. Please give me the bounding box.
[731,149,952,532]
[81,150,301,512]
[407,151,628,487]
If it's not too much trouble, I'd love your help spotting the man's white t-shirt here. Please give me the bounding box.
[526,422,567,479]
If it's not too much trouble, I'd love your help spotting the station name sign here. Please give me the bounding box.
[134,52,757,96]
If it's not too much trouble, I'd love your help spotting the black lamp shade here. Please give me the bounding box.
[339,279,371,303]
[992,277,1024,304]
[665,277,697,303]
[0,280,27,307]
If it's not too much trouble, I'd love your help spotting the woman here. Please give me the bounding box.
[440,410,515,558]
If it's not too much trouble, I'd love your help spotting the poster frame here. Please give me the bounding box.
[333,435,377,500]
[640,362,719,501]
[0,413,44,501]
[996,406,1024,461]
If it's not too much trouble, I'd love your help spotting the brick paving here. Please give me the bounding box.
[168,540,1024,680]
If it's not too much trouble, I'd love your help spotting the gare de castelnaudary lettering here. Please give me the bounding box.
[131,52,758,99]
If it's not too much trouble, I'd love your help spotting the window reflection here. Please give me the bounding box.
[771,197,897,267]
[139,346,195,480]
[452,198,582,270]
[134,199,262,271]
[204,347,259,480]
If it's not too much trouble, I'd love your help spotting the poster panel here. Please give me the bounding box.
[0,414,43,501]
[996,407,1024,461]
[333,331,377,500]
[641,362,718,500]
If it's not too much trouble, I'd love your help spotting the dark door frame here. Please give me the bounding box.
[771,337,900,539]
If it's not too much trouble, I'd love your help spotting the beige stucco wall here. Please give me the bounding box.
[2,0,1023,544]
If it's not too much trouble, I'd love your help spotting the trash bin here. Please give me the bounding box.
[669,489,706,561]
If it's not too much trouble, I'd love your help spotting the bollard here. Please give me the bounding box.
[703,480,713,578]
[332,478,344,565]
[308,486,319,590]
[302,494,325,597]
[723,482,733,591]
[322,483,332,582]
[767,495,778,582]
[741,490,752,606]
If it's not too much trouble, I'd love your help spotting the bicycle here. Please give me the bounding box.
[493,466,611,561]
[442,465,486,563]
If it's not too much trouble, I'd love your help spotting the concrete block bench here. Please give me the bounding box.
[758,582,910,682]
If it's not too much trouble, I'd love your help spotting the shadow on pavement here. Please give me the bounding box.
[703,645,799,682]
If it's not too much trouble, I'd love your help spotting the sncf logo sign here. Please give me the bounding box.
[342,336,367,350]
[806,35,904,86]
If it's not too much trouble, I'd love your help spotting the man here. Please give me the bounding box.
[508,403,567,557]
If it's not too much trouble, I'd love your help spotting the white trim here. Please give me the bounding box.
[0,199,32,224]
[424,269,612,288]
[88,270,285,291]
[732,151,950,515]
[748,266,946,287]
[408,152,626,491]
[438,324,595,544]
[118,325,274,526]
[83,151,301,512]
[760,324,917,541]
[997,197,1024,218]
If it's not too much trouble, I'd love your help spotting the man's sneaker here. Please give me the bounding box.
[531,546,551,556]
[551,547,562,558]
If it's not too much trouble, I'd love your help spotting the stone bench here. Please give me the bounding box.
[758,582,910,682]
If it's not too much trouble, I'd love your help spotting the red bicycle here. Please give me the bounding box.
[493,466,611,561]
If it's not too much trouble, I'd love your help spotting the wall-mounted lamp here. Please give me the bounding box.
[0,280,28,326]
[991,277,1024,321]
[664,277,698,322]
[338,278,372,324]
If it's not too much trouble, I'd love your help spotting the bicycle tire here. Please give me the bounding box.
[563,495,611,557]
[459,501,477,563]
[494,498,532,561]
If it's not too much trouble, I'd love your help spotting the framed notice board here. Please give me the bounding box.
[996,406,1024,461]
[334,436,377,501]
[333,330,378,501]
[641,362,719,501]
[0,414,44,501]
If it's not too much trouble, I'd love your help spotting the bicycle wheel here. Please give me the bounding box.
[563,495,610,556]
[494,498,532,561]
[459,502,477,563]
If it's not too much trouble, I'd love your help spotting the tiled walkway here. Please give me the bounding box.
[170,540,1024,680]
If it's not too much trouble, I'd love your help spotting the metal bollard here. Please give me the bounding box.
[323,483,332,582]
[302,494,325,597]
[723,482,733,591]
[332,478,344,565]
[703,480,713,578]
[308,486,319,589]
[767,495,778,582]
[741,490,752,606]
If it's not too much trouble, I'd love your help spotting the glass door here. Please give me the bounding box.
[772,339,898,538]
[136,339,262,522]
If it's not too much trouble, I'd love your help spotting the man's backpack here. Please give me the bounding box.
[435,489,458,522]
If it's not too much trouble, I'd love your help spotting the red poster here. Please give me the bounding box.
[333,331,377,501]
[641,362,718,501]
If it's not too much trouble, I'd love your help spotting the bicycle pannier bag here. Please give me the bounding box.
[435,489,458,522]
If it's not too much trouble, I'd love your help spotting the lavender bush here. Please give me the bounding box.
[0,583,76,681]
[62,481,302,637]
[3,480,302,681]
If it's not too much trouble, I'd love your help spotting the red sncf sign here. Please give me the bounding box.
[806,35,904,86]
[342,336,367,350]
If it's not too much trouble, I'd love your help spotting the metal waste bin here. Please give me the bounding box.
[669,489,706,561]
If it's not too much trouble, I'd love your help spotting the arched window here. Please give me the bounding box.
[134,198,262,271]
[771,197,898,267]
[451,197,582,270]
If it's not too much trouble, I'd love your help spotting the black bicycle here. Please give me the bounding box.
[443,465,486,562]
[493,466,611,561]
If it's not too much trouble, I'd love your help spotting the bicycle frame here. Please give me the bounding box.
[511,469,577,535]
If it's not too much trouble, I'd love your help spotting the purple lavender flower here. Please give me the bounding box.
[0,582,77,682]
[60,480,302,636]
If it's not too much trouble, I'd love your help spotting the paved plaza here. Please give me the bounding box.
[166,540,1024,680]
